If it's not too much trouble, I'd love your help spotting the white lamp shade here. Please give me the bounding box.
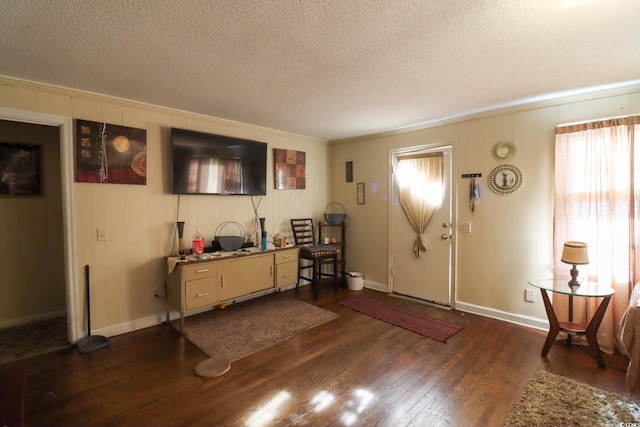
[561,241,589,265]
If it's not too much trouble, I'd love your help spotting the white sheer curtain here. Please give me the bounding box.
[397,153,444,258]
[554,115,640,353]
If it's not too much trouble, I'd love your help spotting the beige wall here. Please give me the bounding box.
[330,87,640,327]
[2,74,640,337]
[0,77,330,339]
[0,120,66,326]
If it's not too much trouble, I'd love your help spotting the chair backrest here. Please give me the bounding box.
[290,218,315,246]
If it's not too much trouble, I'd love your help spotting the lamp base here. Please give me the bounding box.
[568,264,581,288]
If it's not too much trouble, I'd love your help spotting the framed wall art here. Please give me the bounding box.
[75,119,147,185]
[274,148,306,189]
[0,142,41,196]
[357,182,365,204]
[346,161,353,182]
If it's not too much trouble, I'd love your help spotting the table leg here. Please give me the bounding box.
[567,294,573,345]
[332,254,338,293]
[584,295,611,369]
[539,289,561,357]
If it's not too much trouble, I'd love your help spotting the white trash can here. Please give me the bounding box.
[346,272,364,290]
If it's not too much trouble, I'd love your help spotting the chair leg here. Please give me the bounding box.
[295,260,301,297]
[312,260,319,300]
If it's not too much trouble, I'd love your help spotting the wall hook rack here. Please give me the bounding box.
[462,173,482,178]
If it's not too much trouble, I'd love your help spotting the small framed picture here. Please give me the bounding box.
[346,161,353,182]
[357,182,365,204]
[0,142,42,196]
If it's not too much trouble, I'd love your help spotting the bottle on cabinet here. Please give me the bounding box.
[192,229,204,256]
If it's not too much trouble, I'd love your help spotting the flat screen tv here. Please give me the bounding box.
[171,127,267,195]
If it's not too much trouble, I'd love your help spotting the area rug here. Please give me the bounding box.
[504,370,640,426]
[338,296,463,342]
[179,294,338,363]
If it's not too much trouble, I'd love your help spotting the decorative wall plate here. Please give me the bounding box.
[492,140,516,161]
[487,164,523,195]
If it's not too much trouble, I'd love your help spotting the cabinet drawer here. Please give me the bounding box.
[184,262,218,281]
[275,249,298,264]
[185,277,218,310]
[276,260,298,288]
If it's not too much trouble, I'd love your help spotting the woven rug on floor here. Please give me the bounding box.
[178,293,338,363]
[504,370,640,426]
[338,296,463,342]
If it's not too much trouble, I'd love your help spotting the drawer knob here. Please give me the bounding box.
[196,292,209,298]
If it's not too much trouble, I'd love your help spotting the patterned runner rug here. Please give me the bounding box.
[339,296,463,342]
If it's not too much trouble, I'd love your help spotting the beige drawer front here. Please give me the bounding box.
[185,277,218,310]
[276,261,298,288]
[184,262,218,281]
[275,249,298,265]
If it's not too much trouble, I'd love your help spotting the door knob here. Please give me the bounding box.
[441,233,449,240]
[442,222,449,228]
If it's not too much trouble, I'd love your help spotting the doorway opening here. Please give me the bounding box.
[0,108,79,351]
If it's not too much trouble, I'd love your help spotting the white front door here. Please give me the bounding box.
[390,145,453,306]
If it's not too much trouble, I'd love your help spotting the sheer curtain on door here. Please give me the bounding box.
[396,153,444,258]
[554,115,640,353]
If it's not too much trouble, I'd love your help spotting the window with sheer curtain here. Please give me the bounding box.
[554,115,640,354]
[396,153,444,258]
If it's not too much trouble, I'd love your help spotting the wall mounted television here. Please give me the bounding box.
[170,127,267,195]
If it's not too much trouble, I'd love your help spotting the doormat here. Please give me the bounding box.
[339,296,463,342]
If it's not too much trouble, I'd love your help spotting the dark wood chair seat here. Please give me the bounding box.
[291,219,339,299]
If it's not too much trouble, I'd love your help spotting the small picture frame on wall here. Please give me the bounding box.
[0,142,42,197]
[357,182,365,204]
[346,161,353,182]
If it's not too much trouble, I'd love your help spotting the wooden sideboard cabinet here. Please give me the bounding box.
[166,248,299,334]
[275,248,298,288]
[218,253,273,301]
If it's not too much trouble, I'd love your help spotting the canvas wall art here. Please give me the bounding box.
[0,142,41,196]
[76,119,147,185]
[274,149,305,190]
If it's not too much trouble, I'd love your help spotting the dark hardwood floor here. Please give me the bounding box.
[1,287,631,426]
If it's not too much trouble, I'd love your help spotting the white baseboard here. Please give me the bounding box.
[84,283,551,343]
[363,280,387,293]
[86,286,297,342]
[455,300,549,331]
[0,310,67,330]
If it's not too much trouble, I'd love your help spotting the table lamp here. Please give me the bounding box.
[561,241,589,288]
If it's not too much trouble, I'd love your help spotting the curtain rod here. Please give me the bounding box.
[557,113,640,128]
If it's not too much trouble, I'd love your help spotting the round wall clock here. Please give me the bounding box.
[487,164,523,195]
[492,141,516,161]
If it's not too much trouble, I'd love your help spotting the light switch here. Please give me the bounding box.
[459,222,471,233]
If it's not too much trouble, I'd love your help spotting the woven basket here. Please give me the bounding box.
[214,221,246,251]
[324,202,347,225]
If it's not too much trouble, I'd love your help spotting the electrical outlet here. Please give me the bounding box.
[458,222,471,233]
[97,227,108,241]
[525,289,536,302]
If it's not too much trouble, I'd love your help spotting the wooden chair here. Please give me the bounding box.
[290,218,338,299]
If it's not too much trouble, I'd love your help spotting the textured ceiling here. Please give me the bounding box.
[0,0,639,141]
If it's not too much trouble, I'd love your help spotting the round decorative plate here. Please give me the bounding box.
[487,164,523,195]
[492,141,516,161]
